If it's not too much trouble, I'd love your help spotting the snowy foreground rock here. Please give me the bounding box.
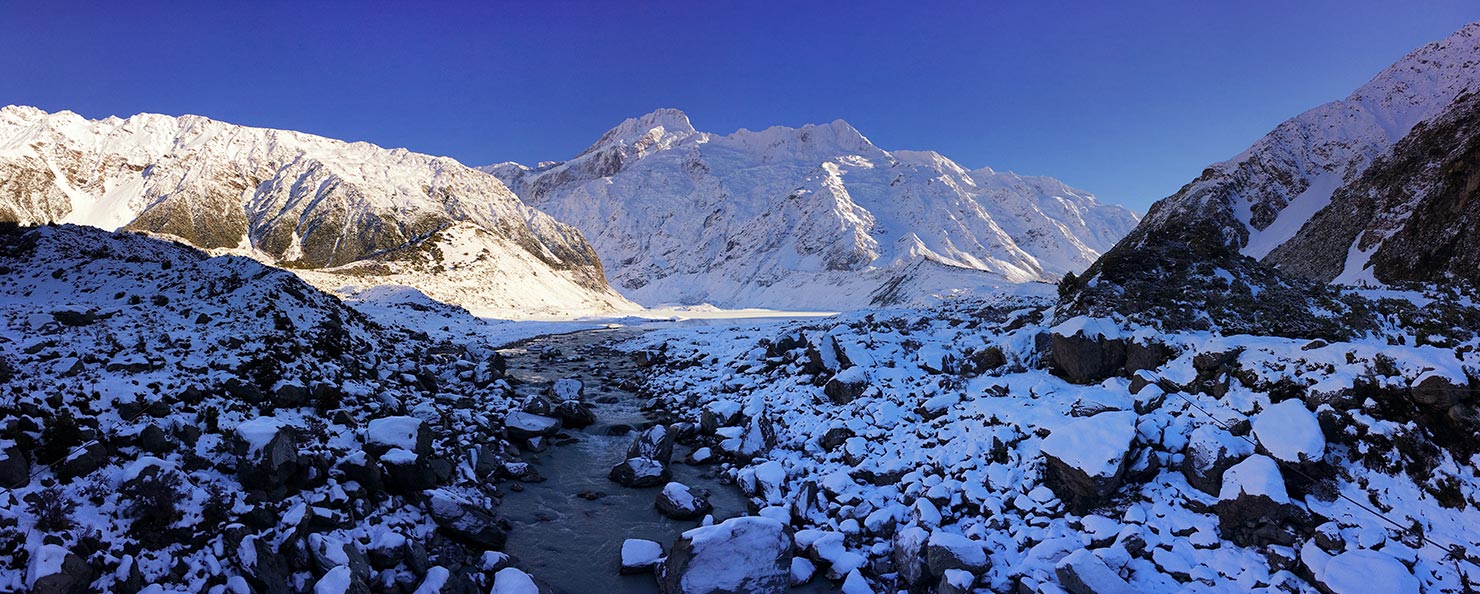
[628,290,1480,593]
[659,516,793,594]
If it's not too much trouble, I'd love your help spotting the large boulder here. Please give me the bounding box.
[1039,411,1139,512]
[504,412,562,441]
[626,425,676,463]
[1252,400,1325,465]
[659,516,792,594]
[1181,424,1254,496]
[892,526,930,587]
[1048,318,1126,384]
[27,544,93,594]
[1304,549,1419,594]
[365,416,431,458]
[621,539,664,575]
[490,567,541,594]
[1410,372,1467,410]
[234,417,300,495]
[1214,455,1295,546]
[0,445,28,488]
[925,531,989,577]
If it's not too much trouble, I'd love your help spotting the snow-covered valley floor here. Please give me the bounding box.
[620,293,1480,593]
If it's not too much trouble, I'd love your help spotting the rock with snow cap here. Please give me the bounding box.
[823,367,871,405]
[925,531,989,576]
[234,417,300,496]
[1054,549,1135,594]
[426,490,506,550]
[658,516,792,594]
[365,416,432,458]
[1214,455,1299,546]
[1040,411,1140,512]
[26,544,93,594]
[609,457,672,488]
[1252,399,1325,464]
[504,412,562,441]
[656,482,714,520]
[620,538,664,575]
[1049,318,1127,384]
[1181,424,1255,496]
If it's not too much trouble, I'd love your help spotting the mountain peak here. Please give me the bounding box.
[581,108,697,156]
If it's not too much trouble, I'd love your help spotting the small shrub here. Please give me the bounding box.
[28,486,75,532]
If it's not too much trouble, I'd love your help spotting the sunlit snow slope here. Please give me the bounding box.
[0,106,632,316]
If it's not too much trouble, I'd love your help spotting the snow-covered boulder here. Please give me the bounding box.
[1215,455,1296,546]
[1181,424,1255,496]
[926,531,989,576]
[823,366,870,405]
[1252,399,1325,464]
[233,417,300,496]
[1049,318,1127,384]
[937,569,976,594]
[626,425,676,463]
[733,415,777,463]
[892,525,930,586]
[27,544,93,594]
[427,490,507,550]
[366,416,431,458]
[620,539,664,575]
[659,516,792,594]
[504,412,562,441]
[1040,411,1139,511]
[609,457,672,488]
[490,567,541,594]
[656,482,713,520]
[1054,549,1135,594]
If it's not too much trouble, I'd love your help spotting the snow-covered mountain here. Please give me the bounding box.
[0,106,631,315]
[1127,20,1480,285]
[483,109,1138,310]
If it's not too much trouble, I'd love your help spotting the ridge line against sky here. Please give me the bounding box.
[3,1,1477,212]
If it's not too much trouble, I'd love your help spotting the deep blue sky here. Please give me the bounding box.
[3,2,1477,212]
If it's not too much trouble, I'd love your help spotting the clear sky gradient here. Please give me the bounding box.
[4,1,1477,212]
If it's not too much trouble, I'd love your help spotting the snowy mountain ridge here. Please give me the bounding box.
[484,110,1139,310]
[0,105,631,316]
[1131,20,1480,282]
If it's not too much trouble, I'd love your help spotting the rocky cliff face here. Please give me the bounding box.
[1121,21,1480,285]
[484,109,1139,310]
[1267,90,1480,286]
[0,106,629,315]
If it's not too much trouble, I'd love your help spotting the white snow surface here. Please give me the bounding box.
[1040,411,1139,479]
[483,109,1138,310]
[1252,399,1326,464]
[366,416,422,451]
[1218,455,1290,504]
[490,567,540,594]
